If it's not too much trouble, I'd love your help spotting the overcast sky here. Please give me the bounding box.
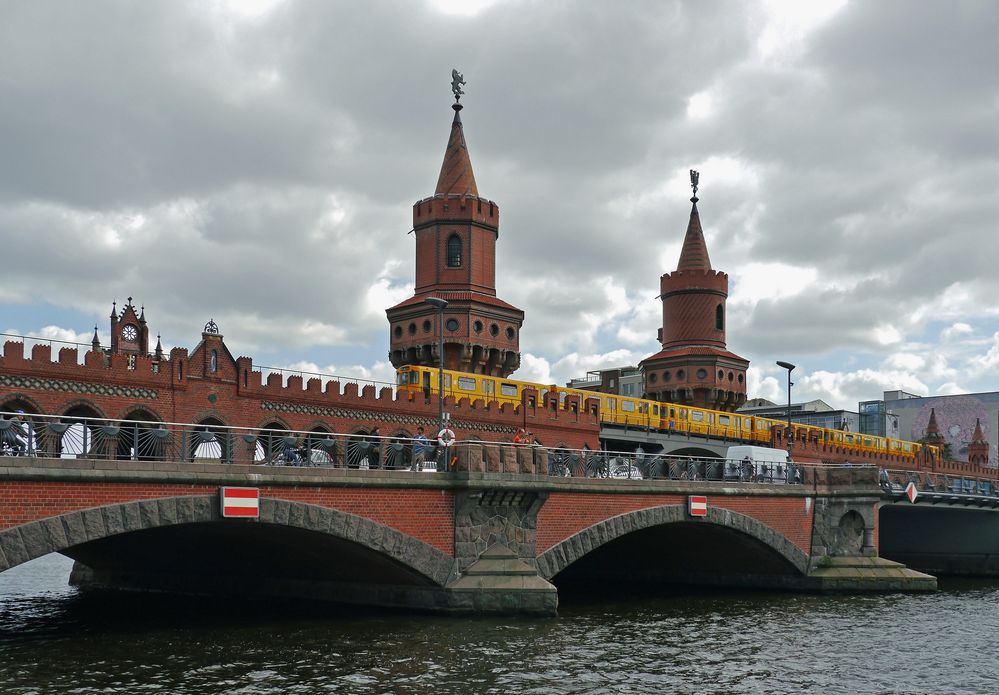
[1,0,997,411]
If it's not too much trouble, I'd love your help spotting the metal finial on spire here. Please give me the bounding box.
[689,169,700,202]
[451,68,466,103]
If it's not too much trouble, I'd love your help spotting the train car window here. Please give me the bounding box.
[864,437,873,447]
[653,405,660,416]
[691,412,704,422]
[742,418,751,428]
[444,374,452,390]
[903,443,911,452]
[835,433,842,442]
[678,408,687,418]
[397,372,408,385]
[500,383,518,397]
[622,401,635,412]
[638,403,647,414]
[605,398,616,411]
[457,377,476,391]
[707,414,715,424]
[719,415,730,426]
[844,434,854,444]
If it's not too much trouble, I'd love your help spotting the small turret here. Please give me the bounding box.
[968,417,990,466]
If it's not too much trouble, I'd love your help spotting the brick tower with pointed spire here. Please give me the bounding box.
[924,408,945,449]
[639,172,749,411]
[967,418,990,466]
[386,76,524,376]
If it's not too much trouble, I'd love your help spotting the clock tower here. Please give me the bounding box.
[109,297,149,356]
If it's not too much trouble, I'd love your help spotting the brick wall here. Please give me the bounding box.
[536,491,813,554]
[0,481,455,555]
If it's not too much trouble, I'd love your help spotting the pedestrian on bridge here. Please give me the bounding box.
[412,427,428,471]
[2,411,28,456]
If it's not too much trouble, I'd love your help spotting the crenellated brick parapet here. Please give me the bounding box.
[0,339,601,451]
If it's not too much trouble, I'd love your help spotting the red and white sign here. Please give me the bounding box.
[905,481,919,504]
[688,495,708,517]
[220,487,260,518]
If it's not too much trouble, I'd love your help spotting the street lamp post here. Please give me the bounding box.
[425,297,449,453]
[776,361,795,460]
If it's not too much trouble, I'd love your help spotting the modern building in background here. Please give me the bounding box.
[736,399,863,434]
[858,390,999,466]
[567,367,643,397]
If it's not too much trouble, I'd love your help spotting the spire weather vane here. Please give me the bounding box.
[451,69,466,102]
[690,169,699,198]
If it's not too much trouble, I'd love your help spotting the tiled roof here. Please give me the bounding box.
[675,200,712,271]
[388,292,522,313]
[435,107,478,197]
[639,345,748,364]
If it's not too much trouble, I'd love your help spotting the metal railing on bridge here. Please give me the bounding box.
[0,410,809,484]
[881,468,999,506]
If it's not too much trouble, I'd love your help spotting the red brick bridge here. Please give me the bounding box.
[0,440,934,616]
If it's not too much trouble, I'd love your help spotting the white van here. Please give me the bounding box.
[724,446,790,483]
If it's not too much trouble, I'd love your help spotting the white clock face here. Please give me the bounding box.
[122,324,138,341]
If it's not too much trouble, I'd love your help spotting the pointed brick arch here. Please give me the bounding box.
[535,504,809,580]
[0,496,454,586]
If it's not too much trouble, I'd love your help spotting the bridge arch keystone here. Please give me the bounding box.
[0,496,454,586]
[536,504,810,579]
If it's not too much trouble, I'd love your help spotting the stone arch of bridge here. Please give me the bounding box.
[535,504,810,580]
[0,496,454,587]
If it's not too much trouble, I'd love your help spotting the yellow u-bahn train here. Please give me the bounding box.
[395,364,937,461]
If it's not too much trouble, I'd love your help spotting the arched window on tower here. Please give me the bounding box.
[715,304,724,331]
[446,234,462,268]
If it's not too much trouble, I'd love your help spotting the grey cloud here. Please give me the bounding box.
[2,0,999,405]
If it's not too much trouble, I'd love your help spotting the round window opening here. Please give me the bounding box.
[408,323,416,335]
[664,371,671,382]
[506,327,515,339]
[728,371,734,382]
[738,374,744,383]
[445,318,460,332]
[423,320,432,332]
[393,326,402,338]
[490,324,499,337]
[677,369,685,380]
[473,320,483,333]
[649,373,658,384]
[697,369,708,380]
[718,369,724,380]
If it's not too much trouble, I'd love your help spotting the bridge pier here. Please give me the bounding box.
[803,466,935,591]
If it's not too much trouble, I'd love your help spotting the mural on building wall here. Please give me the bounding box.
[901,394,998,466]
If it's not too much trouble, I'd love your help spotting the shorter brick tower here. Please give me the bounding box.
[386,83,524,376]
[967,418,990,466]
[639,172,748,411]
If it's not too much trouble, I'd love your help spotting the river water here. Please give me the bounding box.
[1,554,998,694]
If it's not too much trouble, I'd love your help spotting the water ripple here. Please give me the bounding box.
[3,556,999,693]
